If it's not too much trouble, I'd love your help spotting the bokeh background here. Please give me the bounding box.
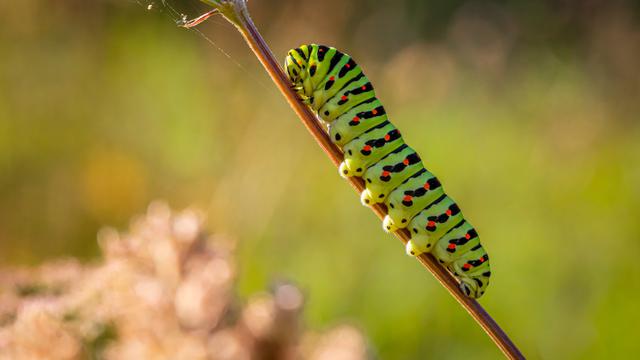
[1,0,639,358]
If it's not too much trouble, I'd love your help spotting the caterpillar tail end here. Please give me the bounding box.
[455,262,490,298]
[458,277,488,299]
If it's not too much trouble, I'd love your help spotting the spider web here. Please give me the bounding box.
[132,0,275,94]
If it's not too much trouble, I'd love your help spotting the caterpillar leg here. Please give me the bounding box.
[360,189,375,206]
[405,238,426,257]
[404,235,435,256]
[296,93,313,106]
[382,215,397,233]
[338,161,352,179]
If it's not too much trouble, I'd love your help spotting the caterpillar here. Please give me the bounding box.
[285,44,491,298]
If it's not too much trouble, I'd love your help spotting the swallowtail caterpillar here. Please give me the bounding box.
[285,44,491,298]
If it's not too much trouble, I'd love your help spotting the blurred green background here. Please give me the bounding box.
[1,0,639,358]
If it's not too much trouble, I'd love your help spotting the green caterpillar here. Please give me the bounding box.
[285,44,491,298]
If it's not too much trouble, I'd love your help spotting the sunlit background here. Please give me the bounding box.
[1,0,639,358]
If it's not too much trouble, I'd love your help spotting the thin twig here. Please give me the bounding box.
[192,1,525,359]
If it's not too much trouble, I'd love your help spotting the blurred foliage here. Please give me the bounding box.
[0,203,370,359]
[0,0,639,358]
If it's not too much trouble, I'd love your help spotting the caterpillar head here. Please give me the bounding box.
[285,45,311,87]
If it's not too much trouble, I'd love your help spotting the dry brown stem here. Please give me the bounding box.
[194,1,525,358]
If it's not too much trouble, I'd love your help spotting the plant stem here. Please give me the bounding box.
[196,1,525,359]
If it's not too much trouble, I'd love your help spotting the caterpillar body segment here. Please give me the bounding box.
[409,195,464,242]
[329,98,388,147]
[340,121,405,178]
[318,81,375,122]
[285,44,491,298]
[432,221,479,262]
[361,145,423,205]
[383,168,444,232]
[405,195,465,257]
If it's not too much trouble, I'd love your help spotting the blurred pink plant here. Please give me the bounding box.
[0,202,370,359]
